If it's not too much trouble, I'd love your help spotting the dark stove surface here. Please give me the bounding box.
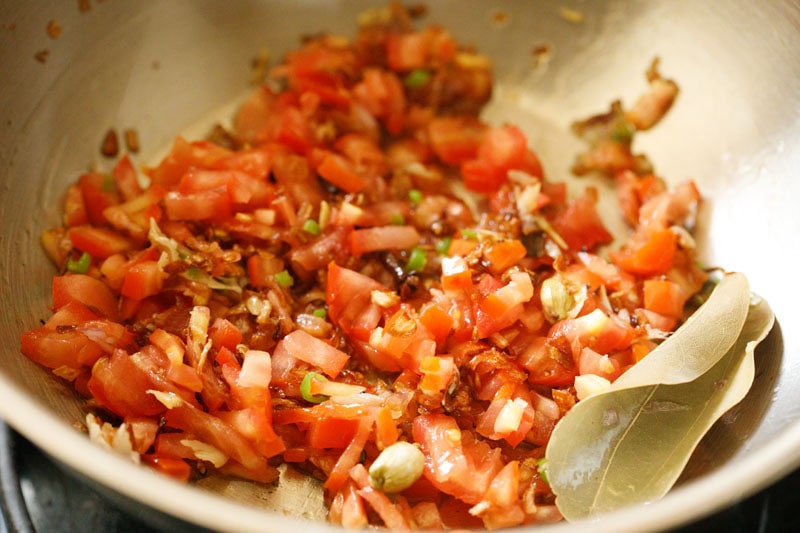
[1,422,798,532]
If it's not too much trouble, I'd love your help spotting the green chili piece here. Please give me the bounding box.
[435,236,452,255]
[66,252,91,274]
[405,246,427,272]
[300,372,328,403]
[303,219,321,236]
[408,189,423,205]
[390,213,406,225]
[275,270,294,287]
[404,69,431,88]
[312,308,327,319]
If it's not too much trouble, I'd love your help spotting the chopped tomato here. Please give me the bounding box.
[552,188,613,251]
[316,151,367,193]
[349,225,420,256]
[413,414,503,504]
[277,330,350,378]
[611,227,677,276]
[52,274,119,320]
[427,117,486,165]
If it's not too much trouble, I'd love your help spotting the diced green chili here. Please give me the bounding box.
[405,246,427,272]
[390,213,406,225]
[302,219,321,236]
[312,308,327,319]
[66,252,91,274]
[435,236,452,255]
[408,189,423,205]
[275,270,294,287]
[537,457,549,485]
[460,229,478,240]
[300,372,328,403]
[404,69,431,88]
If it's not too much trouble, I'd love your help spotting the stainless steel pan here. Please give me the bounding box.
[1,1,799,530]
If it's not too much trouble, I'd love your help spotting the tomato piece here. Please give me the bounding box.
[643,278,689,319]
[412,414,502,504]
[324,418,373,492]
[484,239,527,275]
[277,330,350,379]
[20,326,105,369]
[327,262,390,339]
[163,187,232,221]
[478,125,528,171]
[289,225,350,276]
[79,172,120,226]
[548,308,634,358]
[146,137,231,188]
[386,32,429,71]
[63,184,88,227]
[142,455,192,482]
[461,158,505,194]
[309,417,360,449]
[272,152,325,210]
[209,318,243,351]
[68,226,132,259]
[518,336,576,388]
[121,261,164,300]
[87,350,167,417]
[611,227,677,276]
[427,117,486,165]
[353,69,406,135]
[418,303,453,344]
[552,189,613,251]
[164,403,271,474]
[348,226,420,256]
[125,416,159,454]
[317,152,367,194]
[112,155,143,200]
[52,274,119,320]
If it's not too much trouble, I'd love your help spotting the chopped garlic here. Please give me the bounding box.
[494,398,529,434]
[86,414,140,464]
[574,374,612,400]
[371,289,400,308]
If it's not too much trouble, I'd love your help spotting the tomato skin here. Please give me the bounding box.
[52,274,119,321]
[412,414,502,505]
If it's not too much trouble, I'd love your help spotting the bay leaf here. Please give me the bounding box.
[612,272,750,390]
[545,292,774,521]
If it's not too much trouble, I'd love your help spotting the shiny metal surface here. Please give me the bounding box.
[0,1,799,531]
